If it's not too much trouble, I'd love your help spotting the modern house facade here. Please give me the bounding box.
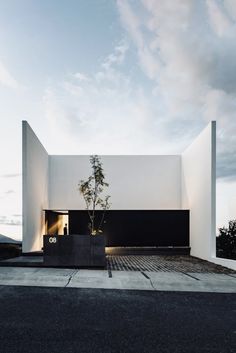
[22,120,235,269]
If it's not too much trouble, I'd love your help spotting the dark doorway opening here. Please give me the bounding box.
[45,210,68,236]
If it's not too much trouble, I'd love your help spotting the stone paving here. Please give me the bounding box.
[0,255,235,292]
[0,266,235,292]
[0,254,235,293]
[1,254,235,274]
[107,255,236,273]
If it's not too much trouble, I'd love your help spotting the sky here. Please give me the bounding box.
[0,0,236,240]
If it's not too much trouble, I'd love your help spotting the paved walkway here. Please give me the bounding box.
[0,266,235,292]
[107,255,235,273]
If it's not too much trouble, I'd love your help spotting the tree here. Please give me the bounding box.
[78,155,111,235]
[216,220,236,260]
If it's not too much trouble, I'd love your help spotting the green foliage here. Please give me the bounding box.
[216,220,236,260]
[78,155,111,235]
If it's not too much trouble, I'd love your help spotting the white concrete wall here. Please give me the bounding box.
[23,121,226,269]
[22,121,49,252]
[49,155,182,210]
[181,122,216,261]
[210,256,236,271]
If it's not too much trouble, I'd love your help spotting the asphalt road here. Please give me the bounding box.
[0,286,235,353]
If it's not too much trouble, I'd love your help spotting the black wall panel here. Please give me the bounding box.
[69,210,189,247]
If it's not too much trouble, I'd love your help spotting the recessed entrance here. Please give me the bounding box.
[45,210,68,236]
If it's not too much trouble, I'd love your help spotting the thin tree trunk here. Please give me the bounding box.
[92,176,97,234]
[98,209,107,231]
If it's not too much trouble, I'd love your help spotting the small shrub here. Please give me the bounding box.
[0,243,22,260]
[216,220,236,260]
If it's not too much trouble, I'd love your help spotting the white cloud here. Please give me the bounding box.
[207,0,232,37]
[117,0,160,79]
[43,41,177,154]
[117,0,236,179]
[0,170,22,239]
[1,173,21,178]
[102,40,129,70]
[0,215,22,226]
[42,1,236,178]
[0,60,19,89]
[117,0,143,46]
[73,72,90,81]
[44,76,159,154]
[224,0,236,21]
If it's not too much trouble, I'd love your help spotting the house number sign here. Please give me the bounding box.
[49,237,57,244]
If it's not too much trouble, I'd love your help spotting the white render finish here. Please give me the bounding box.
[22,121,49,253]
[210,256,236,271]
[182,122,216,261]
[22,120,234,270]
[49,155,182,210]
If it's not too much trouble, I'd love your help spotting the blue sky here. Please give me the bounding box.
[0,1,118,78]
[0,0,236,239]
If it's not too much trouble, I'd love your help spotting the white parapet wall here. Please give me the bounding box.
[22,121,183,252]
[22,120,236,272]
[22,121,49,253]
[181,121,216,261]
[49,155,182,210]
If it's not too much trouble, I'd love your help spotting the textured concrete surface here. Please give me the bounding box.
[146,271,236,293]
[0,286,235,353]
[107,255,236,273]
[0,267,235,292]
[2,254,235,273]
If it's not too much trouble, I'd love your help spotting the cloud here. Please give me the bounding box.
[116,0,236,179]
[224,0,236,21]
[0,189,17,201]
[1,173,21,178]
[44,35,197,155]
[43,40,172,154]
[42,1,236,179]
[4,190,15,195]
[0,60,19,89]
[101,40,129,70]
[0,216,22,226]
[117,0,160,79]
[73,72,90,82]
[207,0,233,37]
[43,80,160,154]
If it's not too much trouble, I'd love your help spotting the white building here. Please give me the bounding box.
[22,120,235,270]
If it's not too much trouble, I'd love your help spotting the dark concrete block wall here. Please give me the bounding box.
[44,235,105,267]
